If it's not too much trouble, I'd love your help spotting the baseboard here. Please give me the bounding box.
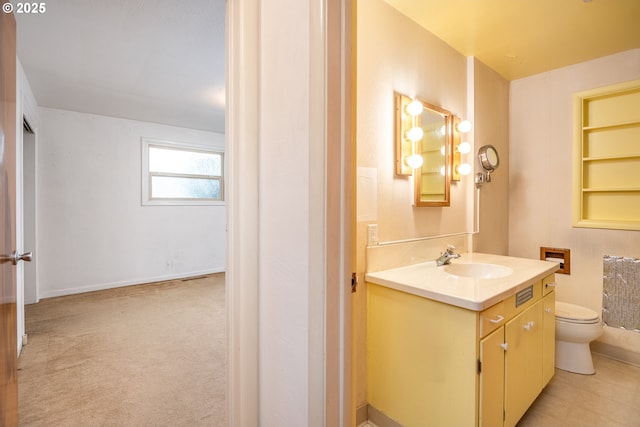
[37,268,225,300]
[356,404,368,426]
[591,341,640,367]
[368,405,404,427]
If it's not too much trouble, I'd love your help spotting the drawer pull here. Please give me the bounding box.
[489,315,504,324]
[545,282,557,289]
[544,307,552,313]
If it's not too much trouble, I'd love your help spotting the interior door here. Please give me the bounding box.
[0,9,18,427]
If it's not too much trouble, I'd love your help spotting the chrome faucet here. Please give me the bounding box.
[436,245,460,266]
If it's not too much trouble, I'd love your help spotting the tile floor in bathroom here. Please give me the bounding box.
[359,353,640,427]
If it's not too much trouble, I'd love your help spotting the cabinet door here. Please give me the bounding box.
[542,291,555,387]
[479,327,505,427]
[504,300,543,427]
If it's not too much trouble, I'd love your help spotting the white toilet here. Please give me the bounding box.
[555,301,603,375]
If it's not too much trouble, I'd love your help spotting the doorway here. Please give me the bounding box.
[21,118,36,305]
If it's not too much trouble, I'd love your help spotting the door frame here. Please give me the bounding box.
[226,0,353,424]
[15,61,39,355]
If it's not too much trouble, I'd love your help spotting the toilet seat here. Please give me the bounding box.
[555,301,600,324]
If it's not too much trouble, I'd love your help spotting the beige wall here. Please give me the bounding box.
[508,49,640,355]
[355,0,510,413]
[356,0,468,244]
[472,59,510,255]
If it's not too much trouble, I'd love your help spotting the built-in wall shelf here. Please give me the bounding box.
[573,80,640,231]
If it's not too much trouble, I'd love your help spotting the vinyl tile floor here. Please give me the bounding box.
[517,353,640,427]
[360,353,640,427]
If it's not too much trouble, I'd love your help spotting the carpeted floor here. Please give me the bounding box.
[18,274,227,427]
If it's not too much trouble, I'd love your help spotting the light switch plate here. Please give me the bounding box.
[367,224,379,246]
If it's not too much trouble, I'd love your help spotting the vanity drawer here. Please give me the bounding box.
[480,300,507,338]
[542,274,556,296]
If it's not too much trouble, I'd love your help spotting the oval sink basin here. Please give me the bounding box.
[444,263,513,279]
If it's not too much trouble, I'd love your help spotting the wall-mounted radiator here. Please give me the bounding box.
[603,255,640,332]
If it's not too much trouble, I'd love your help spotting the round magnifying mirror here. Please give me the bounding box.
[478,145,499,172]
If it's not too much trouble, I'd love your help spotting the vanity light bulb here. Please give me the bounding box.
[406,100,424,116]
[458,163,472,175]
[457,120,472,133]
[440,145,445,156]
[406,126,424,142]
[405,153,423,169]
[458,141,471,154]
[440,166,446,176]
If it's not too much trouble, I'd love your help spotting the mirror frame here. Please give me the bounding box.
[413,101,453,207]
[395,93,453,207]
[478,144,500,172]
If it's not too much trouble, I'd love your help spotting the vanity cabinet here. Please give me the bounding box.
[367,274,556,427]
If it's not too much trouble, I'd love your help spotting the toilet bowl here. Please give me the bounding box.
[555,301,603,375]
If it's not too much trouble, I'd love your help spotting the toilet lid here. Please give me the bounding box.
[555,301,600,324]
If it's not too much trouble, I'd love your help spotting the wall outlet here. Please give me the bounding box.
[367,224,379,246]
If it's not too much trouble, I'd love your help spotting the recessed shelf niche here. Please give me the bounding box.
[573,80,640,231]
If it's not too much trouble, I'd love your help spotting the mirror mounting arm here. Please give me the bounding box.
[475,170,492,188]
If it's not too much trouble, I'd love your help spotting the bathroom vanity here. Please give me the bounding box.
[365,253,559,427]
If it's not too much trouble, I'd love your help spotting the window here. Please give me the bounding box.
[142,138,224,205]
[573,80,640,230]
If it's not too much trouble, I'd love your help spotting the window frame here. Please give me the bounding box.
[141,138,225,206]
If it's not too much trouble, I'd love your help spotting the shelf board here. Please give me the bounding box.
[582,154,640,162]
[574,219,640,231]
[582,187,640,193]
[583,121,640,132]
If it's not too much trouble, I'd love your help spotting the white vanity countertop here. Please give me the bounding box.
[365,252,559,311]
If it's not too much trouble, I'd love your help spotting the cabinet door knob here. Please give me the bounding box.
[489,315,504,324]
[523,321,535,331]
[544,307,552,313]
[500,343,508,351]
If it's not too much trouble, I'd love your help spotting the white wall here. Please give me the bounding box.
[509,48,640,354]
[37,107,225,298]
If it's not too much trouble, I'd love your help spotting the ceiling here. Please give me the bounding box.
[381,0,640,81]
[14,0,226,133]
[13,1,639,134]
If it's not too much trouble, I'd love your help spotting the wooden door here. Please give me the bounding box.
[0,9,18,427]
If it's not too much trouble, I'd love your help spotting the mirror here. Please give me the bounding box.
[478,144,500,171]
[395,93,453,207]
[475,144,500,188]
